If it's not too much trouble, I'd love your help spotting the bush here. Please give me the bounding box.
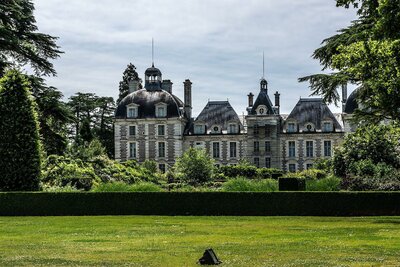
[256,168,284,179]
[41,155,100,191]
[298,169,328,180]
[93,182,163,192]
[175,148,215,184]
[219,165,258,179]
[0,70,41,191]
[306,176,341,191]
[222,178,278,192]
[141,160,158,173]
[279,177,306,191]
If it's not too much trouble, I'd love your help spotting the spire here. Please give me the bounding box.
[152,38,154,67]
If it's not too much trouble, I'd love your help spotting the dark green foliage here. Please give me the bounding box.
[256,168,284,179]
[141,160,158,173]
[300,0,400,123]
[175,148,215,184]
[117,63,142,104]
[218,165,258,178]
[0,70,41,191]
[279,178,306,191]
[333,124,400,178]
[79,118,93,143]
[0,0,62,76]
[0,192,399,216]
[28,76,72,155]
[93,182,162,192]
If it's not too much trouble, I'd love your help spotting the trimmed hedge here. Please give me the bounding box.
[0,192,399,216]
[279,178,306,191]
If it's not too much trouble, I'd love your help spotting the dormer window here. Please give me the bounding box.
[323,122,333,132]
[257,105,267,115]
[212,125,221,134]
[304,123,315,132]
[228,123,238,134]
[127,104,138,118]
[194,124,205,134]
[155,103,167,118]
[287,122,296,133]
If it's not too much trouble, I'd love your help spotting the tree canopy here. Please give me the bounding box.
[0,0,62,76]
[0,70,41,191]
[299,0,400,123]
[117,63,142,104]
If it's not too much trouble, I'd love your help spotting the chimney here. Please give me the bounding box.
[342,83,347,112]
[274,91,280,114]
[128,79,139,93]
[248,92,254,107]
[162,79,173,93]
[184,79,192,119]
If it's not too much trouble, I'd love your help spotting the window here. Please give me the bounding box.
[156,106,166,117]
[324,140,332,157]
[129,125,136,136]
[158,142,165,158]
[323,122,333,132]
[253,125,259,135]
[306,163,313,169]
[265,126,271,137]
[212,126,220,133]
[258,108,265,115]
[229,142,237,158]
[212,142,220,158]
[288,164,296,172]
[265,141,271,153]
[306,141,314,157]
[127,107,138,118]
[265,157,271,168]
[228,124,237,134]
[129,142,137,158]
[288,123,296,133]
[305,124,314,132]
[157,125,165,136]
[254,157,260,168]
[254,141,260,152]
[159,164,166,173]
[194,124,205,134]
[288,141,296,157]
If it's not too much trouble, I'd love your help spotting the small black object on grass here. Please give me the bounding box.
[198,248,222,265]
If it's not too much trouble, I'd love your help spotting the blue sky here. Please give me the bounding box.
[33,0,357,116]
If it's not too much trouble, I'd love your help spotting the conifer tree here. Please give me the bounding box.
[0,70,41,191]
[117,63,142,104]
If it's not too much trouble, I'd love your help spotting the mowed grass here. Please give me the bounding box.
[0,216,399,266]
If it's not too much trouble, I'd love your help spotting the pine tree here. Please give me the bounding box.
[0,70,41,191]
[117,63,142,104]
[0,0,62,76]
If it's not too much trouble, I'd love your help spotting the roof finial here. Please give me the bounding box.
[152,38,154,67]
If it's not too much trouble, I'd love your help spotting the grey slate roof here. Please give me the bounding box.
[115,89,184,119]
[286,98,342,130]
[344,89,358,114]
[250,88,276,115]
[190,101,243,132]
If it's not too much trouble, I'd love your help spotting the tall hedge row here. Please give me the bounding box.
[0,70,41,191]
[0,192,399,216]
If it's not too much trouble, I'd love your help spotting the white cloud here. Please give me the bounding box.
[33,0,357,115]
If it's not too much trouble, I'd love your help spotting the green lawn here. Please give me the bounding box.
[0,216,399,266]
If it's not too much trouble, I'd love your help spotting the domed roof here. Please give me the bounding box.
[344,89,358,114]
[115,89,184,119]
[144,64,162,77]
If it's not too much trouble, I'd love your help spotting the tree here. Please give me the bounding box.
[0,0,62,76]
[299,0,400,123]
[117,63,142,104]
[175,148,215,184]
[0,70,41,191]
[332,123,400,177]
[28,76,72,155]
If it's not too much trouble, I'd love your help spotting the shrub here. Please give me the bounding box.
[298,169,327,180]
[175,148,215,184]
[93,182,163,192]
[222,178,278,192]
[41,155,100,191]
[256,168,284,179]
[306,176,341,191]
[0,70,41,191]
[279,177,306,191]
[141,160,158,173]
[219,165,258,179]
